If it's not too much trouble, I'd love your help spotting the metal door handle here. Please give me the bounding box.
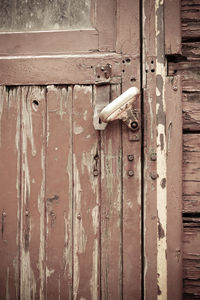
[99,87,140,131]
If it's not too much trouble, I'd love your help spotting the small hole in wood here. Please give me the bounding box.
[130,77,136,82]
[99,118,102,124]
[122,60,125,63]
[151,60,154,64]
[122,69,125,72]
[126,58,131,63]
[32,100,39,111]
[151,69,155,73]
[91,66,93,68]
[97,75,100,78]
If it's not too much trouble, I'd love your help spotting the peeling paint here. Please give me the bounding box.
[81,144,99,193]
[63,212,71,275]
[160,178,166,189]
[167,122,172,153]
[13,256,19,299]
[83,110,88,121]
[46,267,55,279]
[59,88,67,120]
[74,123,84,135]
[90,238,98,300]
[73,155,87,299]
[91,206,99,235]
[155,0,167,299]
[37,147,45,299]
[158,217,165,240]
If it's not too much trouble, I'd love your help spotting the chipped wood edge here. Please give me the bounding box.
[166,75,183,300]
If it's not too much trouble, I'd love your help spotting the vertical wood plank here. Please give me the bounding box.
[117,0,142,299]
[20,86,46,299]
[166,76,182,300]
[155,2,168,299]
[0,87,20,300]
[72,85,100,299]
[45,86,73,299]
[100,84,122,299]
[165,0,182,55]
[142,1,158,298]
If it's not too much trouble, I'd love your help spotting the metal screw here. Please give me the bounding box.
[25,211,29,216]
[128,154,134,161]
[77,213,81,220]
[150,172,157,180]
[131,121,138,130]
[128,170,134,177]
[93,169,98,176]
[150,153,157,161]
[173,86,178,91]
[2,212,6,217]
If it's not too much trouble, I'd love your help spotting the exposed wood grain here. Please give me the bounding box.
[100,84,122,299]
[183,134,200,213]
[183,226,200,299]
[182,42,200,60]
[165,0,182,54]
[0,53,122,85]
[182,0,200,40]
[20,87,46,299]
[183,92,200,131]
[0,87,20,300]
[117,0,141,298]
[45,86,72,299]
[0,30,98,56]
[72,85,100,299]
[168,61,200,92]
[166,76,183,300]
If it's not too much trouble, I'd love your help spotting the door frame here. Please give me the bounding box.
[143,0,182,299]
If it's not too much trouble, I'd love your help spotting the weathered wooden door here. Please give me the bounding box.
[0,1,184,299]
[0,1,142,299]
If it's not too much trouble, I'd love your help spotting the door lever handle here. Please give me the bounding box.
[99,87,140,131]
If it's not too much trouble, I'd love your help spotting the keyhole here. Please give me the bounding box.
[32,100,39,111]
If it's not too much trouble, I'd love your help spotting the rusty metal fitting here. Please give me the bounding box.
[150,152,157,161]
[150,172,158,180]
[128,170,134,177]
[128,154,134,161]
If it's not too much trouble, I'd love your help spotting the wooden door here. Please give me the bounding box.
[0,1,142,299]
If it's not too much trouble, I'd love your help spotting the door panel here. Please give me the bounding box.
[0,0,142,299]
[100,84,122,298]
[0,84,141,299]
[45,86,73,299]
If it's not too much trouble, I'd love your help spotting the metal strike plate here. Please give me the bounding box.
[95,64,112,83]
[93,85,109,130]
